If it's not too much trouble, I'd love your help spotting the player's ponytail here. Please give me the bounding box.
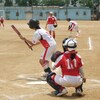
[70,53,76,60]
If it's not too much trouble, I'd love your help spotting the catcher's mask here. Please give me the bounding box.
[63,38,77,51]
[51,51,62,62]
[27,19,39,29]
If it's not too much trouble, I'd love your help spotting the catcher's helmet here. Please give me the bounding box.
[63,38,77,51]
[62,38,68,52]
[27,19,39,29]
[62,38,68,45]
[51,51,62,62]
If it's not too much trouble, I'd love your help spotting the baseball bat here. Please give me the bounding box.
[11,25,33,51]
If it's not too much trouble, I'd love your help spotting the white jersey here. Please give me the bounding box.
[32,28,56,48]
[69,21,78,27]
[68,21,79,33]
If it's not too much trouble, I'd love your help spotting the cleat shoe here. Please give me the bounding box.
[51,91,59,95]
[75,84,83,96]
[57,88,68,96]
[52,88,68,97]
[76,89,82,94]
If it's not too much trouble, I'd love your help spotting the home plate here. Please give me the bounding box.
[26,81,47,85]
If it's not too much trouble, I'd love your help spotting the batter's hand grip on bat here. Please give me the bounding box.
[11,25,33,51]
[24,41,33,51]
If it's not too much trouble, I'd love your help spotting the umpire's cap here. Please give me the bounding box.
[27,19,39,29]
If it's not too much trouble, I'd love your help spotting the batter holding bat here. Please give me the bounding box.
[11,25,33,50]
[20,19,56,79]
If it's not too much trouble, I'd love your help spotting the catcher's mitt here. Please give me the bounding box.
[53,24,57,28]
[51,51,62,62]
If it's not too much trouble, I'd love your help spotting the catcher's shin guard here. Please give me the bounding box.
[44,67,52,74]
[46,72,64,92]
[75,83,83,93]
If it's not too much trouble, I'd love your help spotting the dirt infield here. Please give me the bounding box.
[0,20,100,100]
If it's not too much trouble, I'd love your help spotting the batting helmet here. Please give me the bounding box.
[27,19,39,29]
[63,38,77,51]
[51,51,62,62]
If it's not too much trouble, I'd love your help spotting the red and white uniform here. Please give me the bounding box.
[68,21,79,32]
[47,16,57,31]
[53,52,83,87]
[0,17,4,23]
[32,28,56,61]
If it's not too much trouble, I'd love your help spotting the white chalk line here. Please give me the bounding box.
[0,78,48,99]
[88,36,92,50]
[16,74,47,85]
[0,37,94,99]
[0,48,90,56]
[78,48,89,51]
[16,74,100,84]
[87,79,100,83]
[0,37,92,56]
[0,80,7,83]
[0,52,27,55]
[17,73,40,79]
[0,77,100,99]
[13,83,32,88]
[0,92,49,100]
[17,92,49,99]
[26,81,47,85]
[78,36,92,51]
